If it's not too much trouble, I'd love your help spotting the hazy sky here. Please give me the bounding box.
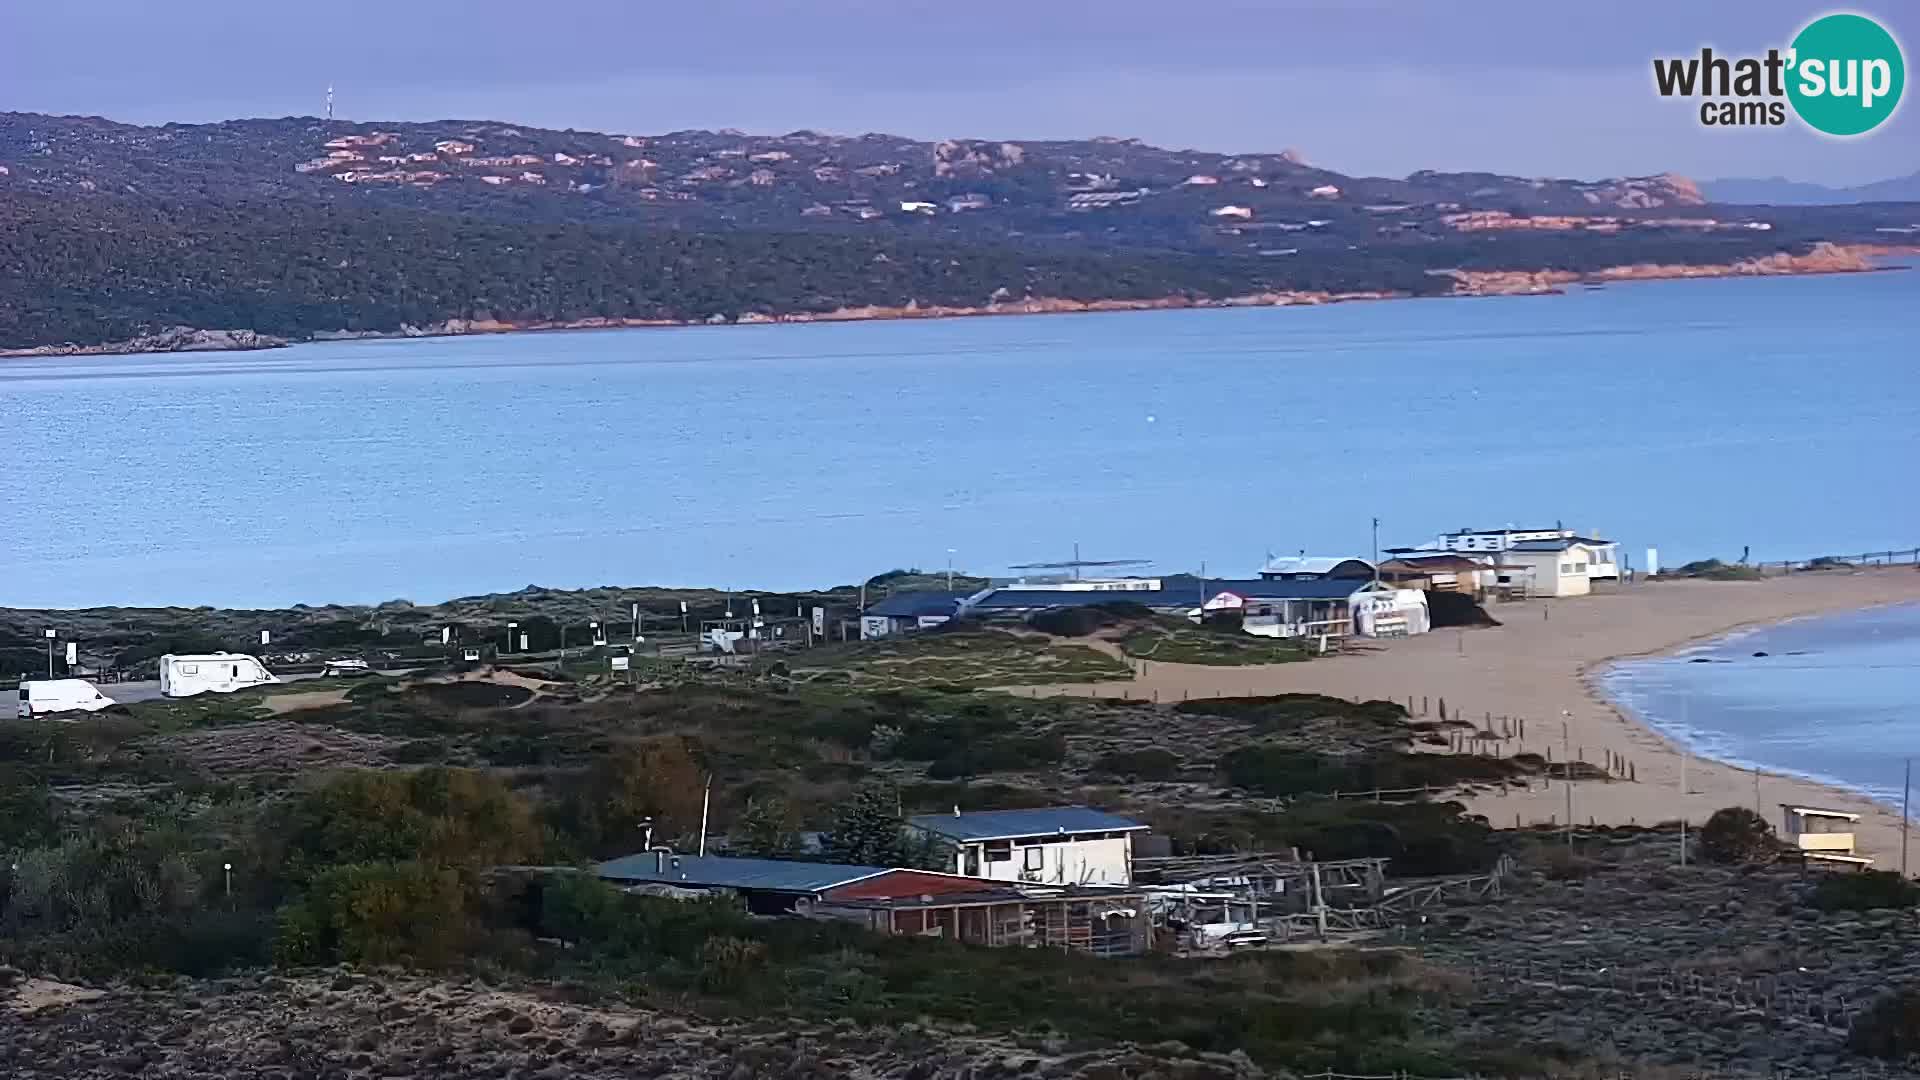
[5,1,1913,186]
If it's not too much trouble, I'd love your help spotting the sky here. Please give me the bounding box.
[4,1,1914,187]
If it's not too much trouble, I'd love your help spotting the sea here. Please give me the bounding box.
[1600,602,1920,810]
[2,265,1917,610]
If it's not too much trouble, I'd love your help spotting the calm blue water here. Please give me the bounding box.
[1601,603,1920,808]
[2,267,1917,608]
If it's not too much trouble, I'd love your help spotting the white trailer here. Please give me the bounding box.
[16,679,118,719]
[159,653,278,698]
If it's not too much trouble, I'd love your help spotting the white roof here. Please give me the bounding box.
[1256,556,1370,576]
[1782,804,1861,821]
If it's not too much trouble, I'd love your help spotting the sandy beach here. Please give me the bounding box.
[1029,569,1920,864]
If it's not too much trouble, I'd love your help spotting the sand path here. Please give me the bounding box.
[1016,569,1920,865]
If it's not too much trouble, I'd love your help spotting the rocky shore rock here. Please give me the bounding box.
[0,326,287,358]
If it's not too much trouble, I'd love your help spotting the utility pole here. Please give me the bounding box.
[1680,696,1689,867]
[946,548,956,591]
[43,629,56,678]
[1561,710,1573,848]
[1371,517,1381,589]
[1903,757,1912,879]
[698,776,713,857]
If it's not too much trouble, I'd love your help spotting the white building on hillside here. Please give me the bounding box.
[909,807,1149,886]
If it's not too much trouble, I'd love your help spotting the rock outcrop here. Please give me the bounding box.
[0,326,286,358]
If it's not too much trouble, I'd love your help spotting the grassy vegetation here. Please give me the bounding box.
[1119,622,1312,665]
[786,627,1132,688]
[0,666,1555,1071]
[1672,558,1766,581]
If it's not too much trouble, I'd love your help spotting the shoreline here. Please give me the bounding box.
[1019,569,1920,862]
[1591,600,1920,812]
[3,242,1904,360]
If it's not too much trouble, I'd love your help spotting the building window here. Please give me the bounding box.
[1023,847,1045,872]
[1560,563,1574,575]
[1574,562,1588,574]
[984,842,1011,863]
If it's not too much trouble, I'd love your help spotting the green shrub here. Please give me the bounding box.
[274,860,470,967]
[1809,870,1920,912]
[271,767,545,884]
[925,734,1066,779]
[1695,807,1776,865]
[697,935,768,992]
[1092,748,1181,781]
[1850,987,1920,1059]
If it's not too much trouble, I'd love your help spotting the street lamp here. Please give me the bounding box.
[506,622,518,655]
[43,629,56,678]
[946,548,956,591]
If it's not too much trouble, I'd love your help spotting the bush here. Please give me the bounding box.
[1695,807,1776,865]
[271,767,546,885]
[697,935,768,992]
[273,860,471,967]
[1674,558,1764,581]
[1026,603,1151,638]
[1092,748,1181,781]
[925,734,1066,779]
[1808,870,1920,912]
[1850,987,1920,1059]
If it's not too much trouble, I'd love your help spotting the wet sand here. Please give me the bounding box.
[1025,569,1920,865]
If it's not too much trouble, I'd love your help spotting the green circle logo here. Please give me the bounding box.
[1787,13,1905,136]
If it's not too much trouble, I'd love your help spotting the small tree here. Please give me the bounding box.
[1696,806,1777,865]
[730,796,801,858]
[820,784,914,867]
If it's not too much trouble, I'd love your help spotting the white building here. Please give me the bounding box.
[158,653,278,698]
[1423,527,1619,585]
[1255,556,1375,581]
[1496,537,1617,597]
[908,807,1148,886]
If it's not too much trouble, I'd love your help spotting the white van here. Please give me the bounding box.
[158,653,279,698]
[17,679,118,719]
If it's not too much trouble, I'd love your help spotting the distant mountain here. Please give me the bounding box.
[0,111,1913,352]
[1702,171,1920,205]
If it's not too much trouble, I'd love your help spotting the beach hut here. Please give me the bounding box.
[1778,804,1874,867]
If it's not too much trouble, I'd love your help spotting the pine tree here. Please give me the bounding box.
[731,796,801,858]
[820,784,911,867]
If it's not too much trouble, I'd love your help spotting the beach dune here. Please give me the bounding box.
[1029,570,1920,864]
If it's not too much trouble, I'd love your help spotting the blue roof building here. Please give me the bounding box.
[907,806,1149,843]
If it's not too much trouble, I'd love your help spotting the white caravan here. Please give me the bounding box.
[159,653,279,698]
[17,679,118,719]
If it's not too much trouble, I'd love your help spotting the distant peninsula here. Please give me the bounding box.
[2,111,1915,353]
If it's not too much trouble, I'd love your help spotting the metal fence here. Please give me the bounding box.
[1748,548,1919,576]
